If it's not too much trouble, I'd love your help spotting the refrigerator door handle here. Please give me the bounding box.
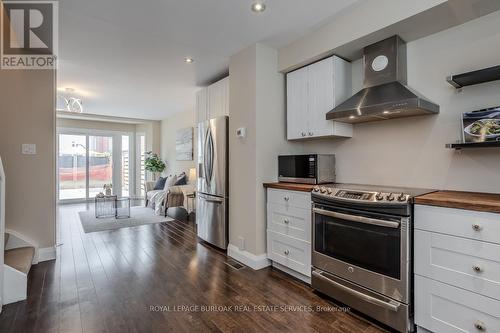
[198,194,224,203]
[198,163,203,178]
[204,197,223,204]
[204,127,214,187]
[203,128,210,187]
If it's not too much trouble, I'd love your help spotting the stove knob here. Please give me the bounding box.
[327,188,333,194]
[375,192,384,201]
[386,193,395,201]
[313,186,320,192]
[320,187,327,193]
[397,193,407,202]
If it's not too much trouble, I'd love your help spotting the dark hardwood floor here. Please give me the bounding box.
[0,204,386,333]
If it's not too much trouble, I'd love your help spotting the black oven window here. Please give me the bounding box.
[315,211,401,279]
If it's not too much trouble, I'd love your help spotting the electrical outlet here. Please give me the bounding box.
[238,236,245,251]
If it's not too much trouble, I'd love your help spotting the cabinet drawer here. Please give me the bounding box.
[415,275,500,333]
[415,230,500,300]
[267,203,311,242]
[267,189,311,210]
[267,230,311,277]
[415,205,500,244]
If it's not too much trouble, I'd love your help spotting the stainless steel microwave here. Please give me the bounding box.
[278,154,335,184]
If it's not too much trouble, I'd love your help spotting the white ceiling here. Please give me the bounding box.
[57,0,359,120]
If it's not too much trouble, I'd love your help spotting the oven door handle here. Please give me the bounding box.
[312,270,401,312]
[313,208,400,229]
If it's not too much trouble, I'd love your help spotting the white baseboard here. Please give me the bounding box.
[272,262,311,284]
[227,244,271,270]
[35,246,56,264]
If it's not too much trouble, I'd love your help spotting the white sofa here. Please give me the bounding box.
[144,182,195,216]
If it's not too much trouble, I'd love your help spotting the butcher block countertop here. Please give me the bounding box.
[263,182,321,193]
[414,190,500,214]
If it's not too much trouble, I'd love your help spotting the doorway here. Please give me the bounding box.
[57,129,134,203]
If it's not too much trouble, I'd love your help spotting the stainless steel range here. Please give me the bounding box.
[311,184,434,333]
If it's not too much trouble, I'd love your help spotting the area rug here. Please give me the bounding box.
[78,206,174,233]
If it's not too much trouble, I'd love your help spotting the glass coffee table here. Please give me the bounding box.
[115,197,130,219]
[95,195,130,219]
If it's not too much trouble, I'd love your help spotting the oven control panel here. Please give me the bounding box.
[336,190,373,201]
[312,186,410,204]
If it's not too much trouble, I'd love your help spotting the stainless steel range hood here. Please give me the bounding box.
[326,36,439,123]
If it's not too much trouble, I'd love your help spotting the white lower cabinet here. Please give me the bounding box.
[266,188,311,283]
[267,203,311,241]
[267,230,310,276]
[415,204,500,333]
[415,230,500,300]
[415,275,500,333]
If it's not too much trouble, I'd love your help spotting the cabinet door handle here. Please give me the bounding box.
[283,196,290,201]
[283,219,290,224]
[474,321,486,331]
[284,250,290,255]
[472,265,483,273]
[472,224,482,231]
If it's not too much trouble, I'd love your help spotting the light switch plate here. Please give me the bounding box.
[22,144,37,155]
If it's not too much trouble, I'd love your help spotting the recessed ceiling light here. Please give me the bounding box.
[383,110,390,114]
[349,115,356,119]
[184,57,194,64]
[251,2,266,13]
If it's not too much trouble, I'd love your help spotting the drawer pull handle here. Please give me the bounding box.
[283,219,290,224]
[474,321,486,331]
[284,250,290,255]
[473,265,483,273]
[472,224,482,231]
[284,196,290,201]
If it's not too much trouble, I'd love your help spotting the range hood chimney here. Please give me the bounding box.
[326,36,439,123]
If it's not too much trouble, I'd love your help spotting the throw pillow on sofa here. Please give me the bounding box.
[153,177,167,190]
[174,172,187,185]
[163,175,178,190]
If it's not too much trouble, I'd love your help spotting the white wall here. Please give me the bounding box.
[0,69,56,249]
[229,44,294,256]
[136,122,161,154]
[160,110,197,180]
[57,118,137,133]
[229,45,258,254]
[278,0,447,71]
[290,11,500,193]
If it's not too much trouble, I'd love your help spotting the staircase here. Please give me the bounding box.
[3,231,36,305]
[1,156,38,308]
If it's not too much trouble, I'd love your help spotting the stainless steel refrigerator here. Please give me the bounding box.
[196,116,229,249]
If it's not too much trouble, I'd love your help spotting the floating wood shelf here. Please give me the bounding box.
[447,65,500,89]
[446,142,500,150]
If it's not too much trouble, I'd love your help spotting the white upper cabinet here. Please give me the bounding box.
[286,56,352,140]
[286,67,309,140]
[195,76,229,125]
[195,88,208,125]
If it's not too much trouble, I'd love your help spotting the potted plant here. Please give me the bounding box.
[144,151,166,180]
